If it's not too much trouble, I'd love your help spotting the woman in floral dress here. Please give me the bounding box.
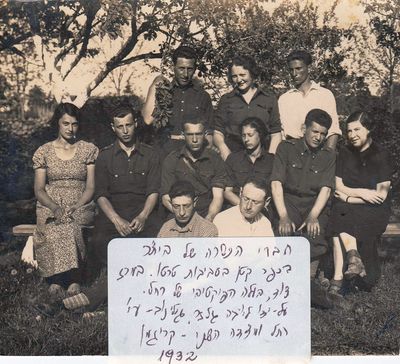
[33,103,98,295]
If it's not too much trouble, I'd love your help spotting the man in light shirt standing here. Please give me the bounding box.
[214,179,274,237]
[278,50,341,150]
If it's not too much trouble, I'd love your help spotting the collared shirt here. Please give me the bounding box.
[226,148,274,193]
[214,205,274,237]
[271,138,335,197]
[161,146,228,216]
[278,81,341,139]
[213,87,282,139]
[168,81,213,134]
[94,141,160,202]
[157,212,218,237]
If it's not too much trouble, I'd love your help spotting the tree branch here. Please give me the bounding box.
[118,51,162,67]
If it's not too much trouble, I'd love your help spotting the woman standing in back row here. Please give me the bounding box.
[213,55,282,161]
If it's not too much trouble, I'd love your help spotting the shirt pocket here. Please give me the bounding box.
[287,159,303,188]
[309,164,325,192]
[131,167,147,190]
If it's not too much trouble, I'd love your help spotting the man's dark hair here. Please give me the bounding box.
[110,105,141,123]
[50,102,80,129]
[172,45,198,65]
[242,177,269,198]
[240,117,268,148]
[228,55,260,83]
[286,50,312,66]
[305,109,332,130]
[169,180,196,200]
[346,110,374,132]
[182,115,207,130]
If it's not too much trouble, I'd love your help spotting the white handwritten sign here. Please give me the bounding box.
[108,237,310,363]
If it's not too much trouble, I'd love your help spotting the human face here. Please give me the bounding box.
[239,183,266,221]
[174,57,196,87]
[347,121,370,150]
[58,113,78,141]
[112,113,135,146]
[242,125,261,151]
[184,123,205,154]
[230,65,254,93]
[171,195,196,225]
[304,121,328,149]
[288,59,310,87]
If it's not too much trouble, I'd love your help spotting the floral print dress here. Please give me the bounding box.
[32,140,99,277]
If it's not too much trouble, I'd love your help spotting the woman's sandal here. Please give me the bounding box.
[344,250,367,279]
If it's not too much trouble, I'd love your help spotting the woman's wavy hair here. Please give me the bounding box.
[227,55,260,84]
[49,102,80,132]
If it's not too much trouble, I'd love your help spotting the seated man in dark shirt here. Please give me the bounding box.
[271,108,347,309]
[161,118,227,222]
[225,116,274,206]
[158,180,218,237]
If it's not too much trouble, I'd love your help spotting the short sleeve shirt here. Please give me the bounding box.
[213,87,281,138]
[226,149,274,193]
[94,141,160,202]
[168,82,213,134]
[271,138,335,197]
[336,142,393,189]
[278,81,341,139]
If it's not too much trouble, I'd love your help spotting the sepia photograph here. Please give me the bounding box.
[0,0,399,360]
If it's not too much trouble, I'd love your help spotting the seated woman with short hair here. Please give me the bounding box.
[328,111,393,294]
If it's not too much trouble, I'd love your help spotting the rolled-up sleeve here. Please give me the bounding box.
[211,155,229,189]
[213,94,229,135]
[268,96,282,134]
[160,153,177,196]
[318,152,336,189]
[146,151,161,196]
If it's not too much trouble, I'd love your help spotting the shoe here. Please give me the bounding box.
[67,283,81,296]
[48,284,64,297]
[344,250,366,279]
[316,270,330,290]
[32,301,63,318]
[328,279,343,296]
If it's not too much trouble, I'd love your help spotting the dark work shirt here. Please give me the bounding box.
[94,141,160,203]
[271,138,335,197]
[161,146,228,216]
[169,82,213,134]
[336,142,393,189]
[214,87,281,141]
[226,149,274,193]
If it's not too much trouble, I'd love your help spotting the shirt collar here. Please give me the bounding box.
[173,80,201,91]
[170,212,200,233]
[112,140,143,156]
[227,85,267,98]
[287,80,320,94]
[178,145,210,160]
[297,137,324,154]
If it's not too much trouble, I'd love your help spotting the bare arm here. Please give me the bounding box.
[268,132,282,154]
[34,168,62,219]
[130,192,159,233]
[97,196,132,236]
[142,75,168,125]
[299,186,331,238]
[206,187,224,222]
[224,186,240,206]
[213,130,231,161]
[335,178,391,205]
[162,194,173,213]
[66,164,96,216]
[271,180,295,236]
[325,134,339,151]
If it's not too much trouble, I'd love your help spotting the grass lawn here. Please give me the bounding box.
[0,237,399,356]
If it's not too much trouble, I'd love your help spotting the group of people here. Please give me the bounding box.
[32,46,393,316]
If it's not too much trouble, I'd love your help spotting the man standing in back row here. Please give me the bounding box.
[278,50,341,150]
